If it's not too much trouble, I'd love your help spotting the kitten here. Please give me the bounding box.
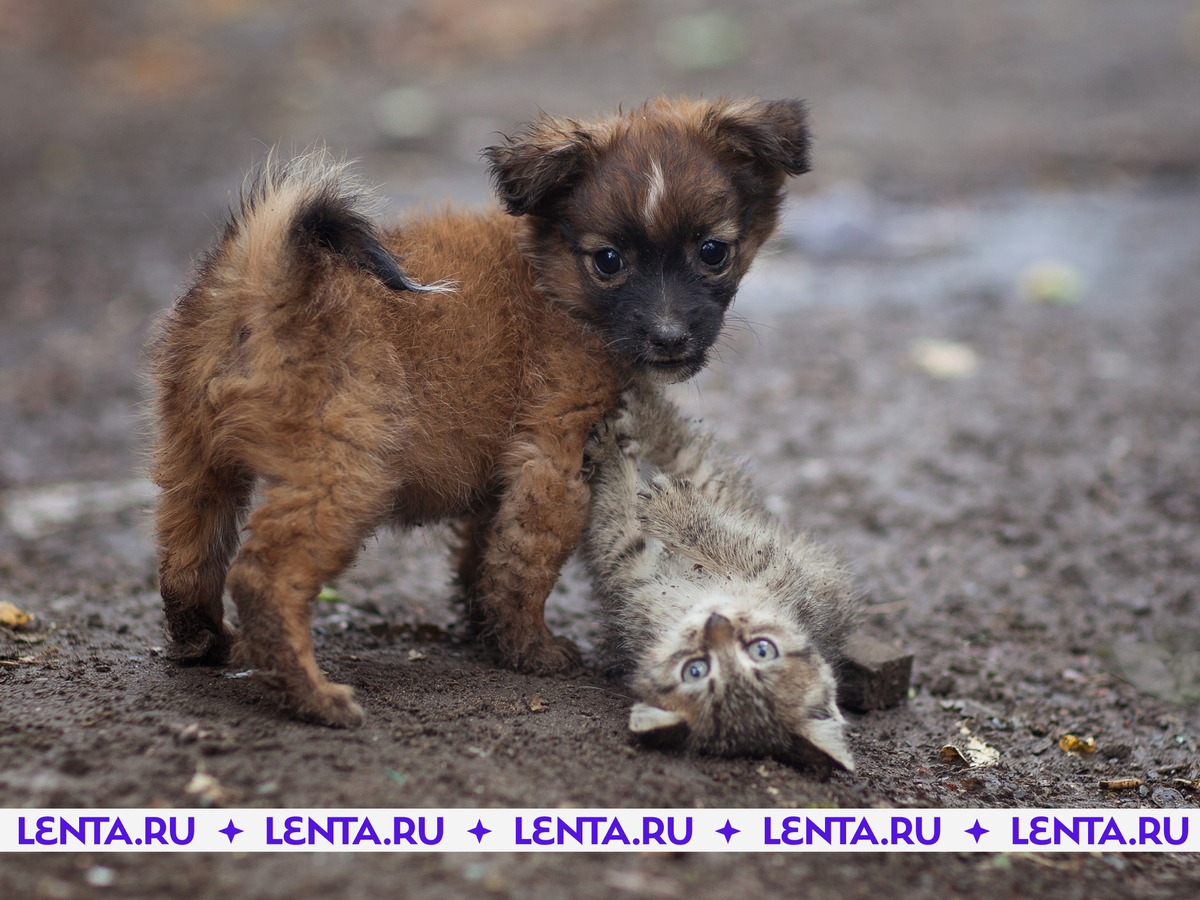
[582,387,858,770]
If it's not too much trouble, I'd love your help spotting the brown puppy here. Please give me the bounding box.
[150,97,810,726]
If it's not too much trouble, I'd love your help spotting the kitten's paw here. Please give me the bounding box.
[637,473,702,536]
[583,411,640,477]
[583,418,621,473]
[609,397,642,457]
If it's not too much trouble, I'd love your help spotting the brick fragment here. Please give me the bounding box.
[838,633,913,712]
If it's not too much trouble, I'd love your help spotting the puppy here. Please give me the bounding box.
[150,97,811,726]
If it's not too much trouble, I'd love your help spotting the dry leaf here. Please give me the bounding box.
[940,744,969,766]
[407,649,426,661]
[0,601,32,629]
[942,724,1000,768]
[527,694,547,712]
[184,770,236,807]
[1019,260,1084,305]
[1059,734,1096,754]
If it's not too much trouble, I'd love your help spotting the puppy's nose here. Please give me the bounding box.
[649,320,689,354]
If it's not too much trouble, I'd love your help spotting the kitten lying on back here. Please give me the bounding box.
[582,387,858,770]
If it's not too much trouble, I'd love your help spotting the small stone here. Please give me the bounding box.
[85,866,116,888]
[838,634,914,711]
[928,674,956,697]
[910,338,978,379]
[1150,787,1188,809]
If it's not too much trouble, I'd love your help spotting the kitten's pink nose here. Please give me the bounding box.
[703,612,735,647]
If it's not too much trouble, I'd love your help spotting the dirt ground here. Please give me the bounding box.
[3,1,1200,897]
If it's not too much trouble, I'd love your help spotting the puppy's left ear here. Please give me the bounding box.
[705,99,811,178]
[483,116,598,216]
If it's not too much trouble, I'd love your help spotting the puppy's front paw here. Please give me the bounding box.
[292,682,366,729]
[252,666,366,728]
[510,632,583,676]
[166,619,237,666]
[232,634,366,728]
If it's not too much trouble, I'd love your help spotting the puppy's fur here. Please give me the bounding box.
[150,97,810,726]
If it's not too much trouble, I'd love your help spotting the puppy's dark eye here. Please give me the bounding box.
[593,247,624,276]
[699,239,729,268]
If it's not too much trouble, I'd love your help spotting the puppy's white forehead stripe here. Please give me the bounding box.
[644,159,666,224]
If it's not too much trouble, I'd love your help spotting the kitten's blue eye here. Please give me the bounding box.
[682,658,709,683]
[747,639,778,661]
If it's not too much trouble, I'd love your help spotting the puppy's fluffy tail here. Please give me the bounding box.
[208,151,445,300]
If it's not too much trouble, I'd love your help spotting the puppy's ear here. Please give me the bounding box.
[483,117,598,216]
[705,99,811,178]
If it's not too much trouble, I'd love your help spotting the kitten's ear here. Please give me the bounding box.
[628,703,690,748]
[793,713,855,772]
[482,116,598,216]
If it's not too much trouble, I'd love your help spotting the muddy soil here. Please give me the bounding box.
[3,1,1200,897]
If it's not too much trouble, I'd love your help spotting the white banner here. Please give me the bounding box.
[2,809,1194,853]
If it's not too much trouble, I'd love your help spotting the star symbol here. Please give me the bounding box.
[468,819,491,843]
[219,820,243,843]
[965,820,989,843]
[716,820,740,843]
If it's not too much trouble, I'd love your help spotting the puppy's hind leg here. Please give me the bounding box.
[226,461,391,728]
[155,456,253,665]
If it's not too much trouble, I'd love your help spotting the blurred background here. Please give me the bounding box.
[3,1,1200,703]
[2,0,1199,484]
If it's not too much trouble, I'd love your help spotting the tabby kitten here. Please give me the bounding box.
[583,387,858,770]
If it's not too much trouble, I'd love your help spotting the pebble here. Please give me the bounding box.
[1150,786,1189,809]
[910,338,978,379]
[86,866,116,888]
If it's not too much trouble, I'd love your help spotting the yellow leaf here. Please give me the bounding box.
[0,601,32,629]
[1059,734,1096,754]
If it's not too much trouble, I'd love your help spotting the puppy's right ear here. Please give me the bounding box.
[483,117,597,216]
[705,98,812,178]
